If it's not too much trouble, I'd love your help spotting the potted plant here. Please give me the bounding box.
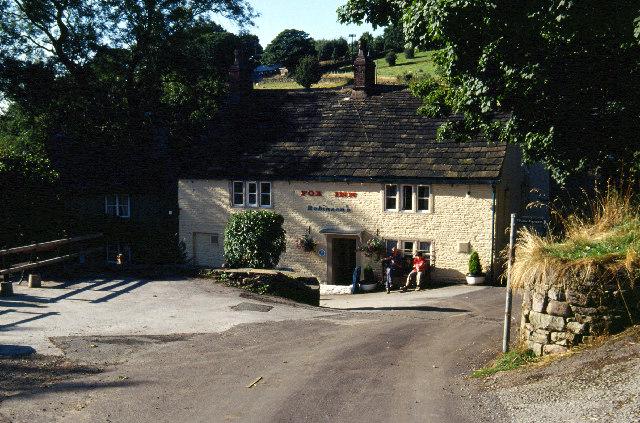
[360,265,377,292]
[466,251,485,285]
[295,233,317,252]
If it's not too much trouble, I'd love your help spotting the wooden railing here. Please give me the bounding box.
[0,234,103,285]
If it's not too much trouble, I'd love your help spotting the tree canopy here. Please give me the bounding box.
[0,0,256,247]
[338,0,640,182]
[262,29,317,70]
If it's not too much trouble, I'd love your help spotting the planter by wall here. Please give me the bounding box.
[466,275,485,285]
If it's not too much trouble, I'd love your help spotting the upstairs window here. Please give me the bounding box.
[232,181,272,208]
[384,184,432,213]
[401,185,414,211]
[385,185,398,210]
[417,186,430,212]
[247,182,258,207]
[260,182,272,207]
[105,195,130,218]
[232,181,245,206]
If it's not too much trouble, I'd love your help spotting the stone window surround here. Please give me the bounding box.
[231,180,273,208]
[383,184,432,213]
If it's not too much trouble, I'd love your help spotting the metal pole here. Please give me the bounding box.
[502,213,516,353]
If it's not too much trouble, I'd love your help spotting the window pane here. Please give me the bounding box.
[106,195,117,206]
[419,242,431,254]
[260,182,271,207]
[402,241,414,257]
[402,186,413,210]
[385,185,397,210]
[117,195,130,217]
[385,240,398,255]
[248,193,257,206]
[233,181,244,205]
[248,182,257,194]
[417,186,429,211]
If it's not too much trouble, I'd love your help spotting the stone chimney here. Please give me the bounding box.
[351,40,376,99]
[228,49,253,95]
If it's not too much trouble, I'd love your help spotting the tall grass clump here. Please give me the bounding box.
[510,186,640,294]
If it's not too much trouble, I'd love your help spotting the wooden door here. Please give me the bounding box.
[332,238,357,285]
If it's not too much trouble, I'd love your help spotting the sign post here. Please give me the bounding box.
[502,213,517,353]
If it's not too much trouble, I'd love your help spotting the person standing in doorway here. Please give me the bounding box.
[403,251,427,291]
[382,247,402,294]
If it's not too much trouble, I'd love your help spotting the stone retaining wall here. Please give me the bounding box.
[210,270,320,306]
[520,277,638,356]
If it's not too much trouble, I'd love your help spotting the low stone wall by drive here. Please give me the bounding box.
[204,269,320,306]
[520,277,639,356]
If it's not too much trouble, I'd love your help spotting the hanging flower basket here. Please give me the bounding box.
[357,237,386,260]
[295,233,317,252]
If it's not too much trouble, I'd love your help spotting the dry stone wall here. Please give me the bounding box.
[520,277,639,356]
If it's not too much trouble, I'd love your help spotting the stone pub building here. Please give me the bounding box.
[178,46,529,285]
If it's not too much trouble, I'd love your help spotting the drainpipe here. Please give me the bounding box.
[490,183,497,284]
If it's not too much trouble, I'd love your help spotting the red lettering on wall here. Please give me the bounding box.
[334,192,357,198]
[301,190,322,197]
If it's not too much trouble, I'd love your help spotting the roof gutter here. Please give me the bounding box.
[189,174,502,186]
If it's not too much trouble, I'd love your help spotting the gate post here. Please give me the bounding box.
[0,274,14,297]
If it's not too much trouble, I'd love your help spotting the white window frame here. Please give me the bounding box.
[246,181,258,207]
[384,184,399,211]
[401,185,415,212]
[231,181,272,208]
[417,185,431,213]
[105,194,130,218]
[259,182,272,208]
[232,181,245,207]
[418,241,432,259]
[401,240,414,258]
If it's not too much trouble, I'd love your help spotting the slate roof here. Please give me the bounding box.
[185,86,507,183]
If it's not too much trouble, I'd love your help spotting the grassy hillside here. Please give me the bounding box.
[254,50,438,89]
[374,50,438,80]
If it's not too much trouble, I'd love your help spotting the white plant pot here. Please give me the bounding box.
[466,275,485,285]
[360,283,377,292]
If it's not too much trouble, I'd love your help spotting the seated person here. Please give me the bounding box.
[403,251,428,291]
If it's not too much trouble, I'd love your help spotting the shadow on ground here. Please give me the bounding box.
[0,355,104,398]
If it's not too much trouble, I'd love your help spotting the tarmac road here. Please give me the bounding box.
[0,285,512,423]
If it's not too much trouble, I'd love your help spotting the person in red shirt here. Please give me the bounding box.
[403,251,428,291]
